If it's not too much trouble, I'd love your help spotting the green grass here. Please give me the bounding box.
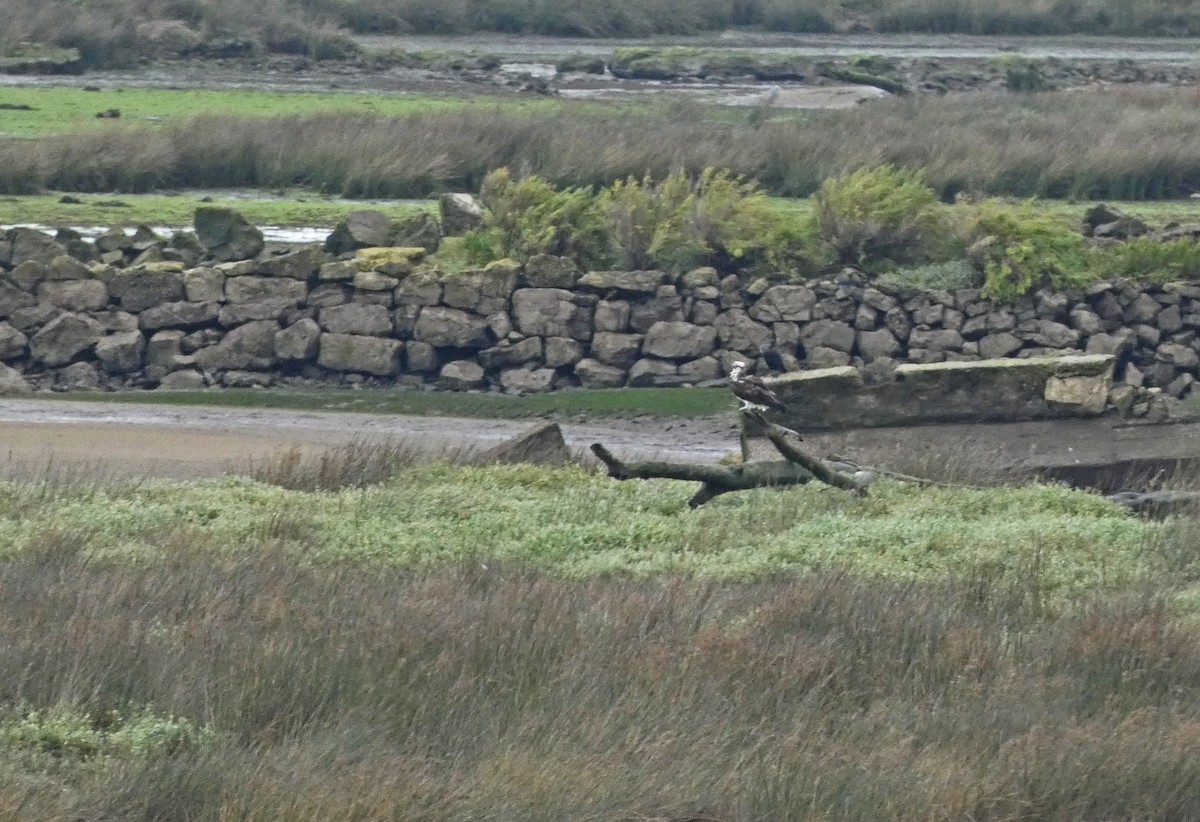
[0,191,432,227]
[0,86,532,138]
[0,463,1155,591]
[39,386,735,419]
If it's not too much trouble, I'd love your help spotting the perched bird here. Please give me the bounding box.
[729,360,787,412]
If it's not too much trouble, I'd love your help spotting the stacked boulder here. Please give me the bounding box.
[0,206,1197,419]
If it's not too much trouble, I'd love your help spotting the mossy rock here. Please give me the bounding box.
[354,247,428,273]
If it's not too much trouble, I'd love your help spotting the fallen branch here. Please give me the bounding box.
[589,444,819,507]
[744,411,869,496]
[590,413,866,507]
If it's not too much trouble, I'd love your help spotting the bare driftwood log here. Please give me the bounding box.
[590,410,868,508]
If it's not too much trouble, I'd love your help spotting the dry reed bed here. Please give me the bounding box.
[5,0,1200,57]
[8,88,1200,199]
[2,543,1200,820]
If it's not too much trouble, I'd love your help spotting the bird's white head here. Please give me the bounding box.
[730,360,747,379]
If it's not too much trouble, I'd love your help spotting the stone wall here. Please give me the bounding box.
[0,220,1192,419]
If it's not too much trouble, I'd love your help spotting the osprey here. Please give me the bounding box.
[729,360,786,412]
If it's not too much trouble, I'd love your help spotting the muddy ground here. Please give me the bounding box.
[2,397,1196,492]
[4,32,1200,110]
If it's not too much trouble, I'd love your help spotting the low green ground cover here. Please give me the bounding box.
[0,191,431,228]
[0,86,516,138]
[0,461,1159,591]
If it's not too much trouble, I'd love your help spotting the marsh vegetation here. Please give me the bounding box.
[0,443,1198,820]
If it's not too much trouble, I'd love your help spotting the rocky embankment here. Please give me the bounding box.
[0,197,1192,422]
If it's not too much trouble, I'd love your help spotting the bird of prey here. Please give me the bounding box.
[729,360,787,412]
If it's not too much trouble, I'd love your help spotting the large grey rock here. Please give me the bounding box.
[158,369,206,390]
[106,263,185,312]
[590,332,643,369]
[1123,292,1161,324]
[307,283,351,309]
[627,357,678,387]
[577,270,667,295]
[806,346,852,368]
[679,355,722,381]
[44,254,92,281]
[908,328,965,352]
[8,228,66,267]
[184,268,225,302]
[405,341,439,372]
[643,321,717,359]
[395,274,443,307]
[37,279,108,312]
[317,333,403,376]
[318,303,392,337]
[1044,372,1112,415]
[857,329,901,362]
[628,297,684,334]
[714,309,772,352]
[0,277,37,317]
[225,275,307,305]
[8,304,65,333]
[749,285,817,322]
[0,362,30,394]
[479,337,543,370]
[29,313,104,366]
[138,301,220,331]
[414,306,490,349]
[1157,342,1200,369]
[1017,320,1079,349]
[194,206,264,262]
[499,366,556,394]
[443,266,518,315]
[544,337,583,368]
[594,300,631,332]
[524,255,578,289]
[145,330,186,368]
[391,212,441,254]
[1085,331,1135,356]
[512,288,591,340]
[978,332,1023,359]
[323,210,393,254]
[255,246,325,280]
[801,319,856,353]
[438,193,484,235]
[275,318,321,361]
[0,323,28,360]
[195,320,279,370]
[438,359,485,390]
[90,311,138,333]
[478,422,572,466]
[218,299,295,327]
[574,358,626,388]
[55,361,102,391]
[94,330,145,374]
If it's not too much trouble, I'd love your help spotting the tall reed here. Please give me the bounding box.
[9,89,1200,200]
